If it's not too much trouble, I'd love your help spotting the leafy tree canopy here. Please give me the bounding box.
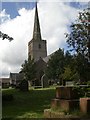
[65,6,90,83]
[66,8,90,59]
[20,57,36,81]
[45,48,65,80]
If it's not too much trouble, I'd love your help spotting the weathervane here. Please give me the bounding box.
[0,31,13,42]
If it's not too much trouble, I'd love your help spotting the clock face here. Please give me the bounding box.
[38,44,41,49]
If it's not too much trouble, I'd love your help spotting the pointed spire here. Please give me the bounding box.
[33,2,42,40]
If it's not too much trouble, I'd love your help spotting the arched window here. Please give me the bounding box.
[38,44,41,49]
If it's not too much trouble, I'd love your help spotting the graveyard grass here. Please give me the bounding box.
[2,86,56,118]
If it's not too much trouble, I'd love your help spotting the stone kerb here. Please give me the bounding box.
[51,99,79,112]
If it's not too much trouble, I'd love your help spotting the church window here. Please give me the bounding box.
[38,44,41,49]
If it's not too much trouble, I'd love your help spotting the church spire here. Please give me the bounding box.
[33,2,42,40]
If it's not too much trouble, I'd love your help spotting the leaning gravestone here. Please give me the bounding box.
[41,74,49,88]
[19,79,29,91]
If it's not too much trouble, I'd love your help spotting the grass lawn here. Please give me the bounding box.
[2,86,56,118]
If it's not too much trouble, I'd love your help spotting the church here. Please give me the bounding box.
[28,3,50,86]
[28,3,47,61]
[10,3,51,87]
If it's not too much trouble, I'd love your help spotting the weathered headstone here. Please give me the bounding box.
[56,86,79,99]
[19,79,29,91]
[51,86,79,112]
[41,74,49,88]
[80,98,90,114]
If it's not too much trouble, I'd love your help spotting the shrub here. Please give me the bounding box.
[73,86,90,98]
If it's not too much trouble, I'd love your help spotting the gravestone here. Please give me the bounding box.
[66,81,74,86]
[41,74,49,88]
[19,79,29,91]
[51,86,79,112]
[56,86,79,99]
[80,98,90,114]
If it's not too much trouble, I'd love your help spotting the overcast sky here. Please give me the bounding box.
[0,0,89,77]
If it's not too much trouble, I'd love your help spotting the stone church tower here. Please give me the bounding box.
[28,3,47,61]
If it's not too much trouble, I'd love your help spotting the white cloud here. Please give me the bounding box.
[1,0,90,2]
[0,9,11,23]
[0,2,83,77]
[38,1,79,53]
[0,7,34,77]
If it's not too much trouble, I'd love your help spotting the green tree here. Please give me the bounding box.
[74,53,90,82]
[62,67,72,80]
[45,48,64,80]
[21,57,36,81]
[62,51,79,82]
[65,7,90,82]
[66,8,90,58]
[64,50,73,66]
[61,66,74,81]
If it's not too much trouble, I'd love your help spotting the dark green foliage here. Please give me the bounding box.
[66,8,90,57]
[45,47,89,84]
[61,51,77,81]
[61,66,75,81]
[65,7,90,83]
[45,48,65,80]
[45,49,78,83]
[21,56,36,81]
[74,53,90,82]
[64,50,73,66]
[73,85,90,98]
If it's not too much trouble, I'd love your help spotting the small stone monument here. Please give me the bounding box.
[44,86,79,118]
[51,86,79,112]
[41,74,49,88]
